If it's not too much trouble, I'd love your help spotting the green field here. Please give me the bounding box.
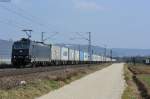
[138,75,150,88]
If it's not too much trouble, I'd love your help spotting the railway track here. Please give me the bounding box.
[0,64,98,78]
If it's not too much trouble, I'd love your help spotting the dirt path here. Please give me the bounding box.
[37,63,125,99]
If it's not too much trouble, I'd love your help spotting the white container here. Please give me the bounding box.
[51,45,61,60]
[99,56,103,61]
[112,59,116,62]
[106,57,110,61]
[97,55,101,61]
[92,54,96,61]
[61,47,69,61]
[96,55,99,61]
[69,49,75,61]
[84,52,89,61]
[92,55,94,61]
[75,50,79,61]
[102,56,105,61]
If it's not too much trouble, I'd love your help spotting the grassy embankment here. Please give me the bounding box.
[135,64,150,98]
[122,63,150,99]
[122,64,140,99]
[0,63,110,99]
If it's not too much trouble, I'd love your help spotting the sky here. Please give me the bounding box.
[0,0,150,49]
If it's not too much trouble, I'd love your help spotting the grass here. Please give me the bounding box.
[137,74,150,98]
[122,64,139,99]
[138,75,150,88]
[0,80,60,99]
[0,74,85,99]
[123,63,150,99]
[0,64,110,99]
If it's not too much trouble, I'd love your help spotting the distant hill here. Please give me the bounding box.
[112,48,150,57]
[59,44,150,57]
[0,39,150,58]
[0,39,13,59]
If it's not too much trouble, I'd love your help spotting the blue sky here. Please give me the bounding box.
[0,0,150,49]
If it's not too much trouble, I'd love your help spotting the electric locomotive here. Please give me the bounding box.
[11,38,51,67]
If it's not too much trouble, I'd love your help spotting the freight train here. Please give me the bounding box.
[11,38,116,68]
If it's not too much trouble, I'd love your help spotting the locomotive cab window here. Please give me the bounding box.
[13,42,29,49]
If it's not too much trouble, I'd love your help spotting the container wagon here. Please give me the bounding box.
[11,38,116,68]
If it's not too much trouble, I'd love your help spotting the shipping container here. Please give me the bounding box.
[99,56,103,61]
[69,49,75,61]
[92,54,97,61]
[61,47,69,61]
[75,50,79,61]
[95,55,98,61]
[51,45,61,60]
[106,57,111,61]
[101,56,104,61]
[84,52,89,61]
[97,55,100,61]
[112,59,116,62]
[92,55,94,61]
[79,51,84,61]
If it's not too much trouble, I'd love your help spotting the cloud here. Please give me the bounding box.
[73,0,104,11]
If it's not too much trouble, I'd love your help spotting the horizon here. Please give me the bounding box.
[1,38,150,50]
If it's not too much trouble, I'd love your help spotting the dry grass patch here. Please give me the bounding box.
[0,80,60,99]
[0,64,111,99]
[128,63,150,74]
[122,64,141,99]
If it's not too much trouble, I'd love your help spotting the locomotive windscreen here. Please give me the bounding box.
[13,42,29,49]
[13,39,30,49]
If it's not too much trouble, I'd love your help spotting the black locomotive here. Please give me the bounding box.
[11,38,51,67]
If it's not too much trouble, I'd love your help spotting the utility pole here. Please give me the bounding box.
[41,32,45,42]
[110,49,112,62]
[79,44,81,61]
[88,32,92,62]
[22,29,33,39]
[70,32,92,61]
[104,46,107,62]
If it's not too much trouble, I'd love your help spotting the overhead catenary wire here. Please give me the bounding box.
[75,32,89,40]
[0,20,25,38]
[0,3,62,42]
[71,32,92,61]
[0,4,52,32]
[0,5,36,24]
[0,3,83,44]
[10,3,55,31]
[0,19,22,29]
[43,32,59,41]
[0,17,32,29]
